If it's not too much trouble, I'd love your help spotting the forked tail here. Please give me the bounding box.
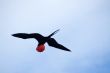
[48,29,60,38]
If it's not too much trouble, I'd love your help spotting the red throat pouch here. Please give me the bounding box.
[36,45,45,52]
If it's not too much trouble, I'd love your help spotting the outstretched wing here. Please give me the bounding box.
[12,33,44,42]
[47,38,71,52]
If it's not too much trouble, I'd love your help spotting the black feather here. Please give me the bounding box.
[12,33,44,42]
[47,38,71,52]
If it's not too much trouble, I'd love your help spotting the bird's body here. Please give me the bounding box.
[12,29,71,52]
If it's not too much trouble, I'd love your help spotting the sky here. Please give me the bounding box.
[0,0,110,73]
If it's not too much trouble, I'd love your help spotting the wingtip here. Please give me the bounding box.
[12,34,15,36]
[56,29,60,32]
[67,49,72,52]
[54,29,60,34]
[12,34,18,38]
[69,50,72,52]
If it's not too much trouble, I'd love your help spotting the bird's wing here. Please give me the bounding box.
[47,38,71,52]
[12,33,44,42]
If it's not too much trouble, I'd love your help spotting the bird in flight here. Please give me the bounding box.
[12,29,71,52]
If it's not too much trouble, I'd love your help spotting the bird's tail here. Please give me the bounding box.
[48,29,60,38]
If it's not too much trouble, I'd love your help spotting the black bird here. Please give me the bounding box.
[12,29,71,52]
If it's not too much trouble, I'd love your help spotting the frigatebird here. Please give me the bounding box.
[12,29,71,52]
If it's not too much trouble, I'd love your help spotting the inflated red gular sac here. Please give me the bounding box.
[12,29,71,53]
[36,44,45,52]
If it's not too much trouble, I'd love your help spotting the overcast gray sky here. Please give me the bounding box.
[0,0,110,73]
